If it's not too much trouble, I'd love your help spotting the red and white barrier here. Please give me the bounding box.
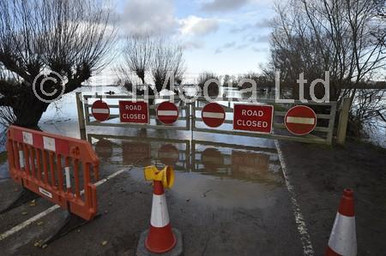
[14,129,70,155]
[145,180,176,253]
[325,189,357,256]
[7,125,100,221]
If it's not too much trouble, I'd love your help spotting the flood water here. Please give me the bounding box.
[32,85,285,209]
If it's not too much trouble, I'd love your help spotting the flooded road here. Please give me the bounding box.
[0,87,307,255]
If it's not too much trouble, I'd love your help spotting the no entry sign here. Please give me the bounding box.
[92,100,110,122]
[119,101,149,124]
[285,105,317,135]
[157,102,179,124]
[233,104,273,133]
[201,103,225,127]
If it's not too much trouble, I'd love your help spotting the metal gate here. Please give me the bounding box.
[76,92,337,145]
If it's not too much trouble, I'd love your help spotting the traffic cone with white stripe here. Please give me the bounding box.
[137,166,182,255]
[145,180,176,253]
[325,189,357,256]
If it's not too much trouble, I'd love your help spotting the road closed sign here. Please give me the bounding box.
[119,101,149,124]
[233,104,274,133]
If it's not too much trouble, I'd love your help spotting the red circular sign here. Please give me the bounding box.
[201,103,225,127]
[158,144,179,166]
[157,102,179,124]
[92,100,110,122]
[285,105,317,135]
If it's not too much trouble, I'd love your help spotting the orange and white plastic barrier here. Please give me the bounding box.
[325,189,357,256]
[141,165,180,254]
[7,125,100,221]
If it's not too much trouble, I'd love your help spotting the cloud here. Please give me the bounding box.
[248,35,270,43]
[179,16,219,36]
[252,47,269,52]
[182,40,205,50]
[230,18,272,33]
[201,0,249,12]
[120,0,177,36]
[230,24,250,33]
[254,18,272,29]
[223,41,236,48]
[236,43,250,50]
[215,41,236,54]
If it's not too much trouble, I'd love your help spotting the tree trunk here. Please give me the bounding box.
[13,93,49,130]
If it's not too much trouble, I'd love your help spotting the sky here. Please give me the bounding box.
[92,0,276,84]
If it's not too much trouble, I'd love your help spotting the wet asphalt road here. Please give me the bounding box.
[0,123,306,255]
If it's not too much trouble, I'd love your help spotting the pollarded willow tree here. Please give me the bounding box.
[118,35,185,100]
[120,34,154,85]
[0,0,115,128]
[151,39,185,93]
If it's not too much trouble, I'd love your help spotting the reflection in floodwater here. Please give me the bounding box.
[121,140,152,166]
[88,133,282,186]
[88,132,284,209]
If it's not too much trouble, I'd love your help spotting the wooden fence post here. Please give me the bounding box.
[76,92,86,140]
[336,97,351,145]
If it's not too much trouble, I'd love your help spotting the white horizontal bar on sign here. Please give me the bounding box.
[202,112,225,119]
[93,108,109,114]
[286,116,315,125]
[158,110,178,116]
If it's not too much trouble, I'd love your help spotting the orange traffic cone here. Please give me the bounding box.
[137,166,182,256]
[145,180,176,253]
[325,189,357,256]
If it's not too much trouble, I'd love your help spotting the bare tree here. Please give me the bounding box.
[197,72,220,97]
[270,0,386,102]
[0,0,115,128]
[120,34,154,85]
[151,39,185,93]
[119,35,185,99]
[269,0,386,135]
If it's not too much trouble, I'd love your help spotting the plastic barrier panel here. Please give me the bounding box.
[6,125,100,221]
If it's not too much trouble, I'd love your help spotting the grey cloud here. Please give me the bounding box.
[230,18,272,34]
[215,48,223,54]
[254,18,272,29]
[182,40,205,50]
[223,41,236,48]
[215,41,240,54]
[248,35,270,43]
[202,0,249,12]
[120,0,177,36]
[236,43,250,50]
[179,16,219,36]
[252,47,269,52]
[230,24,251,33]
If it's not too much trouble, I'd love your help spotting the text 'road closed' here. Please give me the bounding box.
[233,104,273,133]
[119,101,149,124]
